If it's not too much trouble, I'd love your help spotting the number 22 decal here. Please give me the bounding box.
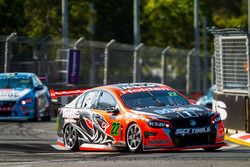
[111,122,120,136]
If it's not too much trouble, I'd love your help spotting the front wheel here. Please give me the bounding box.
[126,123,143,153]
[29,100,39,122]
[64,124,79,151]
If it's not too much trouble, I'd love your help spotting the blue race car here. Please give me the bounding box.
[0,73,51,121]
[196,85,216,109]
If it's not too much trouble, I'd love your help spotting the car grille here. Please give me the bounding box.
[173,117,210,128]
[172,133,216,147]
[0,101,16,117]
[170,117,216,147]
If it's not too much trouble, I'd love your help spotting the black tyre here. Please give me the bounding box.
[64,124,79,151]
[126,123,143,153]
[29,100,39,122]
[40,107,51,122]
[40,115,51,122]
[203,146,221,152]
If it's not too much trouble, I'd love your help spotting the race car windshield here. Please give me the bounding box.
[121,90,189,109]
[0,78,33,89]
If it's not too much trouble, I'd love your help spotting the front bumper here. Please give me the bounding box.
[143,122,225,150]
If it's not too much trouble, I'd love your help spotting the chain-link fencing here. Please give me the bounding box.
[0,35,212,95]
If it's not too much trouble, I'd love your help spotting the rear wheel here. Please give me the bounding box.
[126,123,143,153]
[40,115,51,121]
[64,124,79,151]
[40,107,51,122]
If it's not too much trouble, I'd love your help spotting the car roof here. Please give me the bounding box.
[0,72,35,78]
[93,83,175,96]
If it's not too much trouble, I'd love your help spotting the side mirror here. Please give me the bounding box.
[107,106,120,114]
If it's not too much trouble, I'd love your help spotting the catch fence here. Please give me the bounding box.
[0,35,211,95]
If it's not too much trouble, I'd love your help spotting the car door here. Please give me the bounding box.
[93,90,123,144]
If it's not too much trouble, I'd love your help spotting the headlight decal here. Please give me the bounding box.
[20,98,33,105]
[147,120,172,128]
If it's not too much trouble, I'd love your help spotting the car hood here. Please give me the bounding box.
[132,105,211,120]
[0,88,32,101]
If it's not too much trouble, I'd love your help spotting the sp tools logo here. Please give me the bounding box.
[175,127,211,136]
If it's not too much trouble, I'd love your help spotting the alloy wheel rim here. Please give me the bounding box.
[127,124,141,150]
[65,125,77,148]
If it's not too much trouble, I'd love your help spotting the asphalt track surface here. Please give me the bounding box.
[0,121,250,167]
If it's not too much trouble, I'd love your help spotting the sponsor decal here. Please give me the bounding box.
[73,111,115,145]
[144,131,157,138]
[177,110,199,118]
[0,90,19,98]
[111,122,120,136]
[154,108,174,115]
[187,107,204,112]
[168,92,177,96]
[175,126,211,136]
[154,107,203,116]
[148,121,167,128]
[148,140,168,145]
[120,84,157,90]
[120,87,170,94]
[172,107,203,112]
[147,120,171,128]
[62,109,80,119]
[0,89,31,101]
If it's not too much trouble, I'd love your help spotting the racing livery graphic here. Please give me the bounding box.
[0,73,51,121]
[56,83,226,152]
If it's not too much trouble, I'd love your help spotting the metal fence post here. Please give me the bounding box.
[247,35,250,98]
[161,46,171,84]
[186,48,195,95]
[4,32,17,73]
[103,39,116,85]
[74,37,85,49]
[133,43,144,83]
[32,48,39,74]
[39,36,51,79]
[211,54,215,86]
[247,35,250,132]
[202,16,208,92]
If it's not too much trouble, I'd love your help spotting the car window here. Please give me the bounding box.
[33,76,43,87]
[75,94,85,108]
[81,91,98,109]
[0,77,33,89]
[96,91,116,110]
[121,90,189,109]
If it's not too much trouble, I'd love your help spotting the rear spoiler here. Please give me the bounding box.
[50,89,88,101]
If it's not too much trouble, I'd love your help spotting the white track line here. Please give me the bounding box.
[51,144,68,151]
[51,143,240,152]
[219,143,239,150]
